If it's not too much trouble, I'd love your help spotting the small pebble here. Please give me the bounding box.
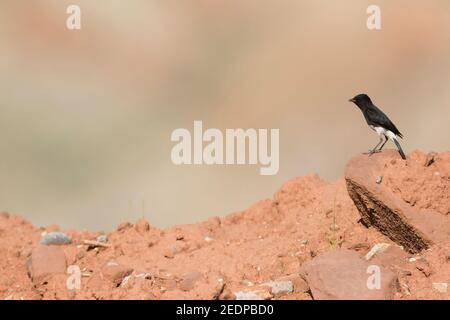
[117,222,131,231]
[176,234,184,241]
[330,224,340,231]
[432,282,448,293]
[120,275,132,287]
[234,290,271,300]
[375,176,382,184]
[40,232,72,245]
[424,152,437,167]
[365,243,390,260]
[96,235,108,243]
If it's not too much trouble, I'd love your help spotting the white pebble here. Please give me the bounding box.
[432,283,448,293]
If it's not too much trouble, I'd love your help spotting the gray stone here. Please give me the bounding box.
[40,232,72,245]
[234,289,272,300]
[261,280,293,295]
[96,234,108,243]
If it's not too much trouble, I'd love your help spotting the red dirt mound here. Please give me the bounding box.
[0,149,448,300]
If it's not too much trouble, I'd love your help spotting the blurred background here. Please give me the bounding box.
[0,0,449,231]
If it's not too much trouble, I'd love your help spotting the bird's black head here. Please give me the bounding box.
[349,93,372,108]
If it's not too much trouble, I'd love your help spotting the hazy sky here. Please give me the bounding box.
[0,1,449,231]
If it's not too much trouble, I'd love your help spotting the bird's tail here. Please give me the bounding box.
[393,139,406,160]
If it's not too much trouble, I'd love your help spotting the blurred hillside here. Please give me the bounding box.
[0,0,449,230]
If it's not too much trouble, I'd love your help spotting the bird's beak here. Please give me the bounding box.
[349,98,355,103]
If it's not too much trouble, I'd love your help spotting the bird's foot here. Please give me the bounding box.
[363,149,381,156]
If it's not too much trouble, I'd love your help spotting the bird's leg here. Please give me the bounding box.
[363,136,383,155]
[377,135,388,151]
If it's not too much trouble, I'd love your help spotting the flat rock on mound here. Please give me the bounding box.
[345,150,450,253]
[301,249,398,300]
[27,245,67,284]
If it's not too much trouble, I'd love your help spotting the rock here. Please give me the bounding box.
[175,233,184,241]
[432,282,448,293]
[375,176,382,184]
[260,280,293,295]
[329,224,340,231]
[163,248,175,259]
[218,284,235,300]
[41,274,73,299]
[345,150,450,253]
[415,260,432,277]
[204,216,221,230]
[424,152,438,167]
[301,249,398,300]
[210,282,225,299]
[347,242,370,251]
[86,271,112,295]
[40,232,72,245]
[27,245,67,283]
[369,245,409,269]
[348,242,371,252]
[96,234,108,243]
[135,218,150,234]
[101,261,134,286]
[75,250,85,260]
[117,222,131,231]
[20,247,33,258]
[158,278,177,290]
[120,275,132,287]
[0,211,10,219]
[275,274,309,293]
[365,243,391,260]
[234,288,272,300]
[179,271,203,291]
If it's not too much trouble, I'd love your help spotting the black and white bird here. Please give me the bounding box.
[349,94,406,160]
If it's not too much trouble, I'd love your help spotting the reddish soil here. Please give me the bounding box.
[0,149,448,300]
[384,150,450,216]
